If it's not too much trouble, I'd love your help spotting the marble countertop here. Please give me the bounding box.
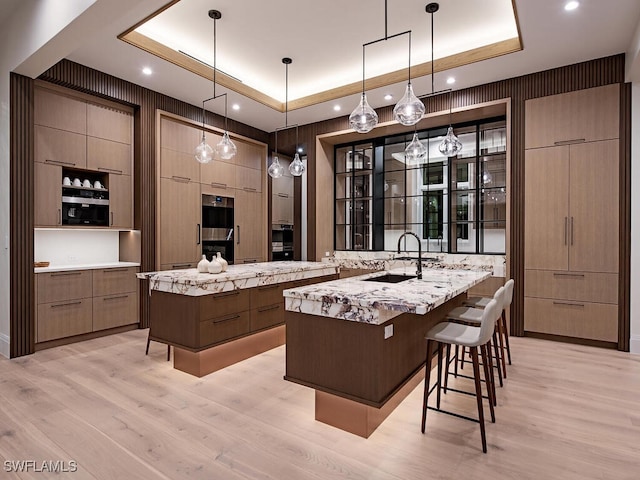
[283,266,490,325]
[137,261,339,296]
[35,261,140,273]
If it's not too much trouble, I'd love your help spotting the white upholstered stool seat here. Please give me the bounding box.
[446,305,484,324]
[463,296,492,308]
[426,321,483,347]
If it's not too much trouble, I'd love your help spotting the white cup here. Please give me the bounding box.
[63,177,71,186]
[83,179,91,188]
[73,178,81,187]
[94,180,102,189]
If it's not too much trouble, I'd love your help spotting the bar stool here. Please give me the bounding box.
[421,298,500,453]
[448,286,505,393]
[464,279,514,375]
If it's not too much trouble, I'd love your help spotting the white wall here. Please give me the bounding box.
[630,82,640,354]
[34,230,120,266]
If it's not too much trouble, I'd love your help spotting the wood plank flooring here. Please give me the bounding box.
[1,330,639,479]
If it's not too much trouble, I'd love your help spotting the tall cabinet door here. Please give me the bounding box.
[159,178,200,268]
[524,146,569,270]
[235,189,265,263]
[569,140,619,273]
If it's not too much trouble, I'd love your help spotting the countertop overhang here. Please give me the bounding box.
[283,267,490,325]
[137,261,340,296]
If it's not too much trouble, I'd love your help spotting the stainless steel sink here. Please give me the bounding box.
[362,273,416,284]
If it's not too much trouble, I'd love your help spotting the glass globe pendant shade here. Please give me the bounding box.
[393,83,425,126]
[289,153,305,176]
[349,93,378,133]
[216,131,237,160]
[438,126,463,157]
[268,156,285,178]
[195,133,214,164]
[404,133,427,165]
[482,170,492,185]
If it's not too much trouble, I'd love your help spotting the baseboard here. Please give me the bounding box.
[630,334,640,355]
[0,333,9,358]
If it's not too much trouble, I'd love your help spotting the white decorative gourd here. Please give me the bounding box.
[197,255,210,273]
[216,252,228,272]
[207,256,223,274]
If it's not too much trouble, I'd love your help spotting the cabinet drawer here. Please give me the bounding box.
[35,125,86,168]
[199,310,250,347]
[524,270,618,304]
[37,270,92,304]
[93,292,138,331]
[37,298,93,342]
[199,289,251,321]
[93,267,138,296]
[251,303,284,332]
[251,284,284,309]
[524,297,618,342]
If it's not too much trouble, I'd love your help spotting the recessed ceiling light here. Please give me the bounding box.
[297,147,303,153]
[142,67,152,75]
[446,77,455,85]
[564,1,579,11]
[384,94,393,101]
[333,105,341,111]
[232,103,240,110]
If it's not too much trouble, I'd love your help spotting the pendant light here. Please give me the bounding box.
[426,3,463,158]
[284,58,305,176]
[267,124,285,178]
[194,9,237,164]
[349,0,424,133]
[405,130,427,164]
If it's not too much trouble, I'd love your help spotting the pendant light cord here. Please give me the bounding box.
[430,8,434,95]
[285,61,288,128]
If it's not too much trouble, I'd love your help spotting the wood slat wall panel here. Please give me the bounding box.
[10,55,630,355]
[9,74,35,358]
[618,83,632,351]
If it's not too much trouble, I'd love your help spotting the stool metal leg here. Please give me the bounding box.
[436,342,443,409]
[471,346,487,453]
[502,311,512,365]
[492,330,504,387]
[167,345,171,361]
[480,343,496,423]
[421,339,435,433]
[145,332,151,355]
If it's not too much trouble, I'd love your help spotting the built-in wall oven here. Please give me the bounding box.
[272,224,293,261]
[202,195,234,264]
[62,189,109,226]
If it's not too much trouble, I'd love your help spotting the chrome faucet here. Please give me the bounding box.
[397,231,422,279]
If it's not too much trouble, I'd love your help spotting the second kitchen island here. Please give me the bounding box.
[138,261,339,377]
[283,266,491,437]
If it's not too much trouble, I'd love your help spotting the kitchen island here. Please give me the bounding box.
[283,266,490,437]
[138,261,339,376]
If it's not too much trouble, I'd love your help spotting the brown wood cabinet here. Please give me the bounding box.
[201,158,235,189]
[87,137,132,175]
[34,162,63,227]
[160,147,200,183]
[235,165,262,192]
[235,188,265,263]
[524,84,619,149]
[159,177,201,268]
[524,85,620,344]
[36,266,139,343]
[108,173,133,229]
[87,103,132,144]
[35,125,87,168]
[272,193,294,225]
[34,87,87,134]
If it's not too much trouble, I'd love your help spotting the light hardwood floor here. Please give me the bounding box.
[1,330,639,479]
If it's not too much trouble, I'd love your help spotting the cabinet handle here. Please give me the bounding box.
[277,193,288,198]
[210,182,227,188]
[171,175,191,183]
[197,223,201,245]
[110,212,114,226]
[553,301,585,307]
[243,259,257,264]
[553,273,585,278]
[236,225,240,244]
[51,272,83,277]
[102,268,129,273]
[212,314,241,324]
[216,290,240,298]
[564,217,568,245]
[45,159,75,166]
[103,295,129,301]
[98,167,123,174]
[570,217,574,246]
[554,139,585,146]
[258,285,279,291]
[58,208,62,225]
[171,264,192,269]
[257,304,280,313]
[243,187,257,192]
[51,301,82,308]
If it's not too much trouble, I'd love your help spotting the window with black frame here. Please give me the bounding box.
[334,118,506,254]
